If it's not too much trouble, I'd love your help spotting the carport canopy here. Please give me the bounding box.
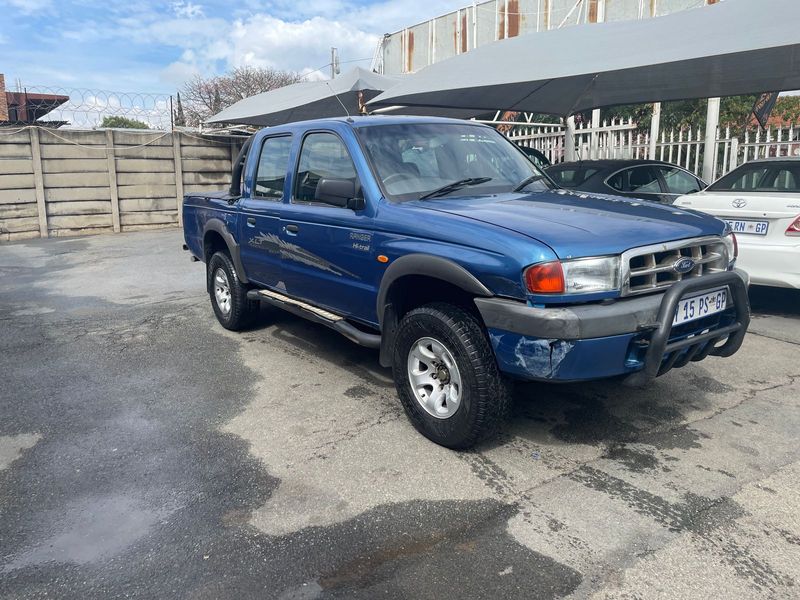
[206,67,400,126]
[368,0,800,116]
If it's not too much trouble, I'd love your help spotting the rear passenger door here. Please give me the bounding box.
[278,130,376,321]
[238,134,292,287]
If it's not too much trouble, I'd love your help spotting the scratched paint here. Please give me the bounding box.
[513,337,575,379]
[488,330,575,379]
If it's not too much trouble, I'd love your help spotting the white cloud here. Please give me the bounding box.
[229,15,379,72]
[171,1,205,19]
[4,0,53,15]
[7,0,467,92]
[155,0,466,83]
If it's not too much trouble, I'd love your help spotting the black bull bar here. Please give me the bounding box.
[624,270,750,386]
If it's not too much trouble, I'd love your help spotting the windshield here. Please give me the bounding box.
[356,122,554,201]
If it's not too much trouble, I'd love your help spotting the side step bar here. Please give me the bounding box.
[246,289,381,349]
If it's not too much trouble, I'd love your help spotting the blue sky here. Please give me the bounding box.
[0,0,465,93]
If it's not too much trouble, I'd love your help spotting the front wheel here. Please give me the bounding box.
[392,302,511,449]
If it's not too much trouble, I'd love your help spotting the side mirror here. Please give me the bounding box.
[315,178,363,209]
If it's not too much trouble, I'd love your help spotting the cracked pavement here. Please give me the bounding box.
[1,230,798,599]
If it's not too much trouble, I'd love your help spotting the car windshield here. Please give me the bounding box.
[356,122,554,201]
[708,161,800,193]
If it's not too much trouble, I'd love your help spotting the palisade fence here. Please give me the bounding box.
[507,120,800,181]
[0,127,242,242]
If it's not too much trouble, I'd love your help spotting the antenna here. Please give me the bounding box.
[325,81,351,118]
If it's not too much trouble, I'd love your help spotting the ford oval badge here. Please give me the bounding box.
[673,258,696,274]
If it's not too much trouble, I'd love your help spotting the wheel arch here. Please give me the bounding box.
[202,219,249,284]
[376,254,493,367]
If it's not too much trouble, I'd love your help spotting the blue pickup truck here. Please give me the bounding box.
[182,116,749,448]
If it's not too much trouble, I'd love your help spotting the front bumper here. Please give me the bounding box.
[476,270,750,383]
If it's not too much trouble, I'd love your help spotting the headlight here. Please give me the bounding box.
[722,232,738,266]
[525,256,620,294]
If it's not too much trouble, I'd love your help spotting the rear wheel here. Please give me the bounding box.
[207,251,259,331]
[392,302,511,449]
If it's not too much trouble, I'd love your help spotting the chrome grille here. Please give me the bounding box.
[621,236,730,297]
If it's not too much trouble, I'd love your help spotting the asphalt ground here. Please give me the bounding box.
[1,229,798,599]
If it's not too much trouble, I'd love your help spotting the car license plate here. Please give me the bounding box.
[673,288,727,326]
[725,219,769,235]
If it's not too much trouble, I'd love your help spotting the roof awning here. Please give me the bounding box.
[207,67,400,126]
[369,0,800,117]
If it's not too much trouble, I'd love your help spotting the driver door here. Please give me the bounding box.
[278,131,377,321]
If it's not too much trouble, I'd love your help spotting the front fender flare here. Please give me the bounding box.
[376,253,493,327]
[203,218,249,284]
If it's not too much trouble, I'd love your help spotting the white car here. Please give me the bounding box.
[675,158,800,289]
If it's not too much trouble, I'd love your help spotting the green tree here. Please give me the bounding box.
[774,96,800,123]
[173,92,186,127]
[100,115,150,129]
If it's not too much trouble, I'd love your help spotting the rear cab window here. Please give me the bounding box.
[254,136,293,200]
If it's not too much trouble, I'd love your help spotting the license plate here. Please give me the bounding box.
[673,288,728,326]
[725,219,769,235]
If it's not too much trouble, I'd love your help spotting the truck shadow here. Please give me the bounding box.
[249,305,722,458]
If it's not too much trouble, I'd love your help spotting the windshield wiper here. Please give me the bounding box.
[418,177,492,200]
[512,174,545,193]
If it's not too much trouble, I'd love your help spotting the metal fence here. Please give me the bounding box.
[508,120,800,180]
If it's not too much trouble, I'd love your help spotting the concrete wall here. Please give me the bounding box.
[0,128,239,242]
[382,0,717,75]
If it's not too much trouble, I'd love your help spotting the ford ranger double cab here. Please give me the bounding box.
[182,116,750,449]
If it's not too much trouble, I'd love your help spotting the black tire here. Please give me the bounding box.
[392,302,511,449]
[207,251,259,331]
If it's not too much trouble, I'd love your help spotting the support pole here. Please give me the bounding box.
[565,116,577,162]
[173,132,185,228]
[590,108,601,159]
[729,137,739,172]
[105,129,121,233]
[648,102,661,160]
[702,97,721,183]
[29,127,48,238]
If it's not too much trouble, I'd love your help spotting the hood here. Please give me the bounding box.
[407,189,724,258]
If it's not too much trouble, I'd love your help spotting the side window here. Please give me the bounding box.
[768,168,800,192]
[549,168,580,187]
[626,166,662,193]
[254,136,292,199]
[607,170,627,191]
[657,166,702,194]
[294,132,358,205]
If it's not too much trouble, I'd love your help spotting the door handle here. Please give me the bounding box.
[284,224,300,235]
[246,217,256,227]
